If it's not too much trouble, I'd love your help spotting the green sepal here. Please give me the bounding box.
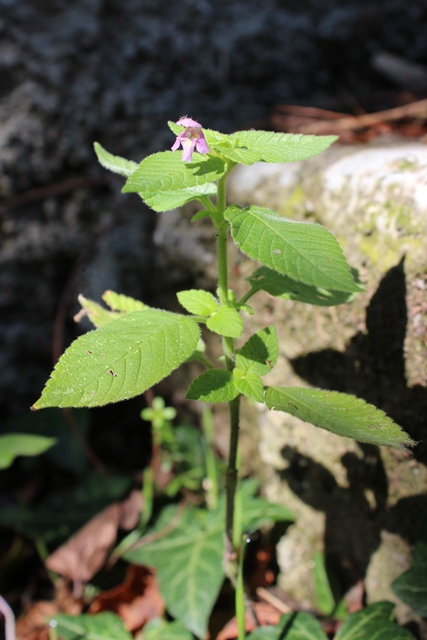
[265,387,415,450]
[94,142,138,178]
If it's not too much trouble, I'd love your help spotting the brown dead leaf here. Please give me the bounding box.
[89,565,164,632]
[16,581,81,640]
[45,491,141,590]
[217,602,282,640]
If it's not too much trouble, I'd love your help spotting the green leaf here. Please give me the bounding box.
[248,266,364,306]
[124,506,225,639]
[144,183,218,212]
[76,295,119,328]
[122,151,225,212]
[393,518,427,617]
[233,369,265,402]
[225,205,360,293]
[50,611,133,640]
[102,290,148,313]
[94,142,138,178]
[265,387,415,450]
[33,310,200,409]
[207,305,243,338]
[186,369,239,403]
[312,552,336,616]
[246,612,328,640]
[236,326,279,375]
[177,289,219,316]
[335,602,416,640]
[0,434,56,469]
[222,130,337,165]
[144,618,193,640]
[240,496,295,534]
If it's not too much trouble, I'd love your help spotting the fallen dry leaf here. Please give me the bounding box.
[45,490,142,591]
[16,581,81,640]
[89,565,164,632]
[217,602,282,640]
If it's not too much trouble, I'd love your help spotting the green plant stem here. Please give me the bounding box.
[202,405,219,510]
[225,396,240,573]
[215,168,242,586]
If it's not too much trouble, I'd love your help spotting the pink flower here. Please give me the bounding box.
[171,117,210,162]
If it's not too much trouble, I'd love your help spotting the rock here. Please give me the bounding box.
[227,138,427,620]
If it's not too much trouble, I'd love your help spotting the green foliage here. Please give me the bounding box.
[225,205,361,293]
[177,289,219,316]
[93,142,138,178]
[125,482,293,638]
[312,552,346,619]
[33,310,200,409]
[246,603,416,640]
[31,119,416,639]
[247,266,363,306]
[393,517,427,617]
[265,387,414,450]
[122,151,224,212]
[143,617,194,640]
[50,611,133,640]
[246,612,328,640]
[0,434,56,469]
[334,602,416,639]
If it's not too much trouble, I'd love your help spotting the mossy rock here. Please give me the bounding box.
[228,139,427,624]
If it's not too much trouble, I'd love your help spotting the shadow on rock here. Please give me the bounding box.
[290,258,427,463]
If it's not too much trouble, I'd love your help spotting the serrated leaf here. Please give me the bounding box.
[124,506,224,639]
[393,518,427,617]
[210,142,262,165]
[144,183,217,212]
[246,612,328,640]
[225,205,360,293]
[50,611,133,640]
[335,602,415,640]
[233,369,265,402]
[236,326,279,375]
[76,295,119,328]
[177,289,219,316]
[102,290,148,313]
[94,142,138,178]
[248,266,364,306]
[33,310,200,409]
[223,130,337,165]
[207,305,243,338]
[265,387,414,450]
[122,151,225,212]
[0,434,56,469]
[186,369,239,403]
[144,618,193,640]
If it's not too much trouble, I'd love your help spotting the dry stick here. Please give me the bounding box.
[0,177,109,215]
[286,98,427,134]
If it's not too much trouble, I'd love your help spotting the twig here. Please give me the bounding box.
[0,176,109,216]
